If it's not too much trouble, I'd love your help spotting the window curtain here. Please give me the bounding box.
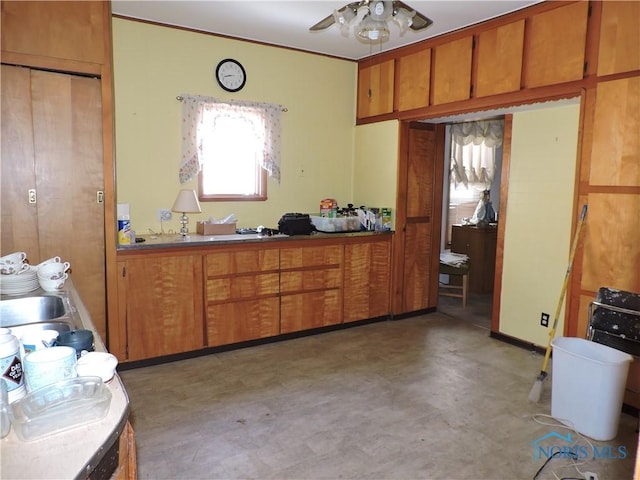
[450,119,503,190]
[179,94,283,184]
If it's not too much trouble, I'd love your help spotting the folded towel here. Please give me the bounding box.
[440,251,469,266]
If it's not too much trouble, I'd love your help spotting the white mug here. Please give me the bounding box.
[24,346,77,392]
[0,262,29,275]
[37,261,71,280]
[20,330,59,355]
[0,252,27,265]
[39,273,68,292]
[36,256,62,269]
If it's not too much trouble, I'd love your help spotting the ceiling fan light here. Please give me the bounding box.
[357,16,390,42]
[393,8,415,35]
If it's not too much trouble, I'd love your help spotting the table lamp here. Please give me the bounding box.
[171,189,202,238]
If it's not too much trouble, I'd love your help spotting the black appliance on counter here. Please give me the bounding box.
[277,213,315,236]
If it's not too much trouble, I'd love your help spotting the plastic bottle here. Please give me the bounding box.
[0,331,26,403]
[117,214,131,245]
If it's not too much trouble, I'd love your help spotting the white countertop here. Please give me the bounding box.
[0,281,129,479]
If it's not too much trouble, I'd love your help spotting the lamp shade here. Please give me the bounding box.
[171,189,202,213]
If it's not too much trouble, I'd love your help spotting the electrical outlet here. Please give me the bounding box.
[540,312,550,327]
[158,209,172,222]
[583,473,598,480]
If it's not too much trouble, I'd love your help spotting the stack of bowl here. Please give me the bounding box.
[36,257,71,292]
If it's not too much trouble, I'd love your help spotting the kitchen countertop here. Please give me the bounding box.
[117,230,392,251]
[0,280,129,480]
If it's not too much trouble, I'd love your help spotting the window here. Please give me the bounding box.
[198,107,267,201]
[179,95,283,201]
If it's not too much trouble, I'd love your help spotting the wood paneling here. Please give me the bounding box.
[581,193,640,294]
[0,65,39,259]
[280,244,344,332]
[1,65,106,340]
[1,1,105,65]
[205,248,279,346]
[207,299,279,346]
[343,239,391,322]
[280,290,342,333]
[206,248,279,274]
[597,1,640,76]
[357,60,395,118]
[123,255,204,361]
[589,77,640,187]
[432,36,473,105]
[403,223,432,311]
[396,49,431,111]
[475,20,525,97]
[524,1,589,88]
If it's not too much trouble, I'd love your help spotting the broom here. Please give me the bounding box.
[528,204,588,403]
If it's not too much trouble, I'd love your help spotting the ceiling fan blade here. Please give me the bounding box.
[309,2,362,31]
[394,1,434,31]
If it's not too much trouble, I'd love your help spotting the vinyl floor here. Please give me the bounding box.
[120,307,638,480]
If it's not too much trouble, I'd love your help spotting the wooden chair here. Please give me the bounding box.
[438,261,470,308]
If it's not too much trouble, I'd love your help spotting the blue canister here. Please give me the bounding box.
[118,217,131,245]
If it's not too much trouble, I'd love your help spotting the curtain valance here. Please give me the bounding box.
[179,94,284,184]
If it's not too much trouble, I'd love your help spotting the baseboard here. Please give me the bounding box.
[489,330,547,355]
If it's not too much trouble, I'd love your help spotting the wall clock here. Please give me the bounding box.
[215,58,246,92]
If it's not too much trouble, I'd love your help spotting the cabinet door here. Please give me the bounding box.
[0,0,105,65]
[357,59,394,118]
[597,1,640,76]
[344,239,391,322]
[524,1,588,88]
[205,248,279,346]
[396,48,431,112]
[475,20,525,98]
[280,245,343,333]
[0,65,106,340]
[432,36,473,105]
[122,255,204,361]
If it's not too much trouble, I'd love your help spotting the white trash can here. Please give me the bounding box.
[550,336,633,441]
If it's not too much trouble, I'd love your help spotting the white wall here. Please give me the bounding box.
[499,103,580,346]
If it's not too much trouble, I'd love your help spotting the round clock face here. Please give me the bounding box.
[215,59,246,92]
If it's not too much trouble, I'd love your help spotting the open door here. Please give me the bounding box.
[391,121,445,316]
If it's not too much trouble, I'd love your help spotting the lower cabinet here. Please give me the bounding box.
[205,247,280,346]
[280,244,344,333]
[116,254,204,361]
[115,235,392,362]
[343,239,391,322]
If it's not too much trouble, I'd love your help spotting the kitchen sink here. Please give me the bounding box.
[0,295,81,335]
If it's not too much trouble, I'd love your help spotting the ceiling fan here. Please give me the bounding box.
[310,1,433,42]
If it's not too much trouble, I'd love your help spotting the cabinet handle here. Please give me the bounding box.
[28,189,36,204]
[96,191,104,204]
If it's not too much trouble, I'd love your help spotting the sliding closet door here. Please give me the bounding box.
[1,65,106,338]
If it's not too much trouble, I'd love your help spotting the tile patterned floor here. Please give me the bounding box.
[120,312,638,479]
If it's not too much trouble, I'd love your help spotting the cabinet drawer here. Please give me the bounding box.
[280,290,342,333]
[279,245,343,269]
[206,249,279,275]
[207,298,279,346]
[280,268,342,293]
[206,273,279,302]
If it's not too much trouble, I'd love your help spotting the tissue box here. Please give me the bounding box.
[197,222,237,235]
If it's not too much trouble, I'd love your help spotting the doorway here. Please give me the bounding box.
[437,119,504,330]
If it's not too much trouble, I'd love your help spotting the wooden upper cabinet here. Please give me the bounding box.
[432,36,473,105]
[0,1,106,66]
[396,48,431,112]
[523,1,589,88]
[357,59,395,118]
[589,77,640,187]
[597,1,640,76]
[475,20,525,98]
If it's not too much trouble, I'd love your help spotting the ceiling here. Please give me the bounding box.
[111,1,541,61]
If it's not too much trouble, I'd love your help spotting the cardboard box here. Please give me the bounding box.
[196,222,237,235]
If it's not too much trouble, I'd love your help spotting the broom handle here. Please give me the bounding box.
[540,204,588,373]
